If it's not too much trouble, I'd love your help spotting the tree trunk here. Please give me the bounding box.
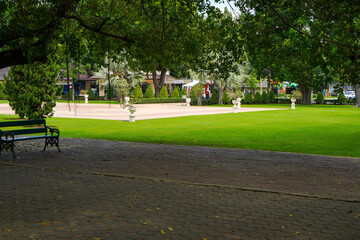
[301,88,312,105]
[267,76,270,94]
[355,83,360,108]
[197,97,202,106]
[153,70,159,98]
[218,87,224,104]
[153,68,167,98]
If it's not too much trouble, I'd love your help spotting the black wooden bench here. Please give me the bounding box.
[0,119,60,158]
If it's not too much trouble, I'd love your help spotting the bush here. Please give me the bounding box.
[316,91,325,104]
[86,88,96,100]
[175,86,181,95]
[144,85,154,98]
[254,92,262,104]
[131,84,143,98]
[268,90,276,103]
[338,92,346,104]
[244,92,253,104]
[131,98,184,104]
[210,88,219,104]
[261,92,268,103]
[170,88,180,98]
[180,88,187,97]
[222,91,231,104]
[159,86,169,98]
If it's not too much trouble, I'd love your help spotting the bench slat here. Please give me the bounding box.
[0,119,45,127]
[2,128,47,135]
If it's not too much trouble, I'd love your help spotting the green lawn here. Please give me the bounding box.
[0,104,359,157]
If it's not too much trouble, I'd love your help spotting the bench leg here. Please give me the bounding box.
[43,138,48,151]
[11,142,16,158]
[57,138,61,152]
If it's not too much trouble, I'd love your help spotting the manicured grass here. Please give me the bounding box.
[0,104,359,157]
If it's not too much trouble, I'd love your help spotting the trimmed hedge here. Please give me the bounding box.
[131,98,185,104]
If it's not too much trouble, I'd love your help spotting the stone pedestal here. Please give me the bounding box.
[129,106,136,122]
[84,94,88,104]
[186,98,191,107]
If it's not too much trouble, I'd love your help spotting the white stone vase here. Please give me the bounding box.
[291,98,296,110]
[124,96,130,106]
[237,98,241,108]
[186,98,191,107]
[84,94,89,104]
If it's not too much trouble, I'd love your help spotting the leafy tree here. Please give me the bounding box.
[132,84,143,98]
[316,92,325,104]
[190,84,204,106]
[86,88,95,100]
[159,86,168,98]
[268,90,276,103]
[338,92,346,105]
[170,88,180,98]
[222,90,231,104]
[244,92,253,104]
[180,87,187,97]
[261,92,268,103]
[254,92,262,104]
[144,85,154,98]
[3,62,62,119]
[210,88,219,104]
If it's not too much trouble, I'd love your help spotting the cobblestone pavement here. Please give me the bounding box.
[0,138,359,239]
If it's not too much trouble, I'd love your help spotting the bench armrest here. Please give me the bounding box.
[45,126,60,136]
[0,131,15,141]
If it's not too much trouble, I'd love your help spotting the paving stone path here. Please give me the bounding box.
[0,138,359,239]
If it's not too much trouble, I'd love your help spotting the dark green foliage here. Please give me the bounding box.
[107,85,114,100]
[261,91,268,103]
[144,85,154,98]
[210,88,219,104]
[316,91,325,104]
[244,92,253,104]
[222,91,231,104]
[159,86,169,98]
[268,90,276,103]
[86,88,95,100]
[132,84,143,98]
[254,92,262,104]
[3,62,62,119]
[180,87,187,96]
[190,84,204,105]
[338,92,346,104]
[131,98,184,104]
[175,86,181,95]
[170,88,180,98]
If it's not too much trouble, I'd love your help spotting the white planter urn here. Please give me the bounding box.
[237,98,241,108]
[129,106,136,122]
[186,98,191,107]
[124,96,130,106]
[232,100,238,113]
[84,94,89,104]
[291,98,296,110]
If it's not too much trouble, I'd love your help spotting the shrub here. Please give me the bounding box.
[131,84,143,98]
[338,92,346,104]
[222,91,231,104]
[244,92,253,104]
[175,86,181,95]
[131,98,184,104]
[268,90,276,103]
[86,88,96,100]
[180,87,187,97]
[190,84,204,105]
[170,88,180,98]
[316,91,325,104]
[254,92,262,104]
[159,85,168,98]
[210,88,219,104]
[144,85,154,98]
[261,92,268,103]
